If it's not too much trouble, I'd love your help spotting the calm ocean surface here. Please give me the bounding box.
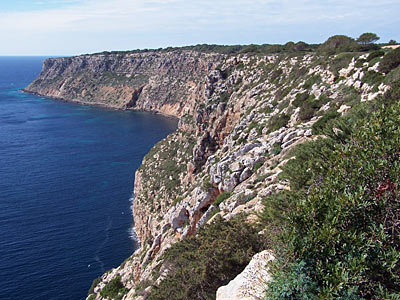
[0,57,177,300]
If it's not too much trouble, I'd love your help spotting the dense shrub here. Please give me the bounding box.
[330,53,357,77]
[318,35,358,55]
[366,50,384,62]
[292,92,309,107]
[147,216,264,300]
[379,48,400,74]
[263,99,400,300]
[214,191,232,207]
[100,276,128,300]
[267,114,290,133]
[361,70,384,86]
[311,110,340,134]
[88,277,101,295]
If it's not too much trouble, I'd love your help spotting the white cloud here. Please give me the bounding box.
[0,0,399,55]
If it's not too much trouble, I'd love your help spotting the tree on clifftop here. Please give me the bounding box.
[357,32,380,45]
[318,35,357,55]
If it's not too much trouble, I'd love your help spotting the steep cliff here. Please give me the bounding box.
[26,47,398,300]
[25,51,224,117]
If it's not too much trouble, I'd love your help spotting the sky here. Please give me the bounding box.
[0,0,399,56]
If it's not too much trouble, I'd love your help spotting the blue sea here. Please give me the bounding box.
[0,57,177,300]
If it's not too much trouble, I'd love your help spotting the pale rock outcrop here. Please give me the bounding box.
[216,250,275,300]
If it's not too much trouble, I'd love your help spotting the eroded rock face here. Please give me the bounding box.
[216,250,275,300]
[26,49,391,300]
[25,51,224,117]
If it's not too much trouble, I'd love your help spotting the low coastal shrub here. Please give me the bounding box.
[88,277,101,295]
[267,114,290,133]
[147,215,264,300]
[214,191,232,207]
[262,95,400,299]
[100,276,128,300]
[379,48,400,74]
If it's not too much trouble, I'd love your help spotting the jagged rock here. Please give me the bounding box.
[304,129,312,137]
[235,142,261,156]
[221,173,239,192]
[353,80,362,89]
[337,104,351,115]
[187,187,214,216]
[169,204,189,230]
[282,136,300,149]
[216,250,275,300]
[239,167,252,182]
[196,205,217,229]
[282,131,297,143]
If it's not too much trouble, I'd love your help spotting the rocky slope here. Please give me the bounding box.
[26,48,394,300]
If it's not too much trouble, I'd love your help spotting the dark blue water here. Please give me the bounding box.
[0,57,177,300]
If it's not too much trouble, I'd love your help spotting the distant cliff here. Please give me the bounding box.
[25,51,224,117]
[26,46,398,300]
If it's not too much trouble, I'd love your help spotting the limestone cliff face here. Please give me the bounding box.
[26,49,392,300]
[25,51,224,117]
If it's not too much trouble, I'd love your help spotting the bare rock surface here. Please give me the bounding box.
[216,250,275,300]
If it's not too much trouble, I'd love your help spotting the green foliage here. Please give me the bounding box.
[219,91,231,103]
[298,95,325,121]
[100,276,128,300]
[318,35,357,55]
[214,192,232,207]
[355,58,367,68]
[88,277,101,295]
[292,92,309,107]
[379,48,400,74]
[302,75,321,89]
[262,99,400,300]
[91,42,318,57]
[330,53,357,77]
[148,216,264,300]
[361,70,384,86]
[311,110,340,134]
[279,138,336,191]
[267,114,290,133]
[357,32,380,45]
[367,50,385,62]
[265,261,318,300]
[202,176,213,191]
[254,161,264,171]
[87,294,96,300]
[271,143,282,156]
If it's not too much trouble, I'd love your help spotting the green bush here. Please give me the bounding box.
[330,53,357,77]
[292,92,309,107]
[267,114,290,133]
[361,70,384,86]
[263,100,400,300]
[214,192,232,207]
[100,276,128,300]
[366,50,384,62]
[379,48,400,74]
[271,143,282,156]
[265,261,318,300]
[88,277,101,295]
[147,216,264,300]
[311,110,340,134]
[298,96,323,121]
[318,35,357,55]
[302,75,321,89]
[355,58,367,68]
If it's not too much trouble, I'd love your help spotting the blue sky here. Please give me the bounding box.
[1,0,399,56]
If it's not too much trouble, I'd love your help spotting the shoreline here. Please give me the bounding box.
[21,89,180,121]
